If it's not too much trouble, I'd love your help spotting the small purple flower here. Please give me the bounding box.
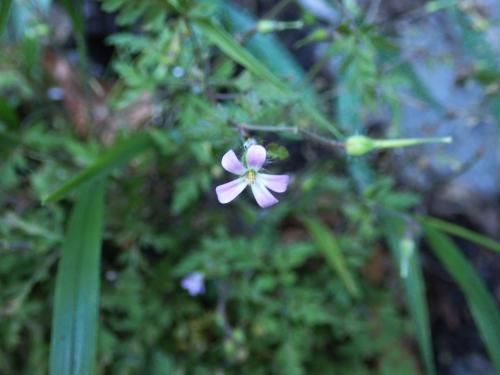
[181,272,205,296]
[215,145,289,208]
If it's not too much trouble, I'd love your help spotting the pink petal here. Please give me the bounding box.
[246,145,266,170]
[216,177,248,204]
[221,150,245,175]
[250,180,278,208]
[258,174,289,193]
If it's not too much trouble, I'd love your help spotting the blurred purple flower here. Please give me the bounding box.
[181,272,205,296]
[215,145,289,208]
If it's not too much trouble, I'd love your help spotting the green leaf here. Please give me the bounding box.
[303,217,360,298]
[424,225,500,373]
[385,218,435,375]
[194,20,288,92]
[43,132,154,204]
[0,0,12,37]
[218,2,343,138]
[418,215,500,254]
[49,179,106,375]
[0,96,18,128]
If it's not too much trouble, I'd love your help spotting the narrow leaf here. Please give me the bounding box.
[424,225,500,373]
[43,132,153,204]
[0,0,12,36]
[385,218,436,375]
[195,20,288,92]
[50,179,106,375]
[303,217,360,298]
[418,215,500,253]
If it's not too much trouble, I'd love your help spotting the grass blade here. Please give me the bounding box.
[424,225,500,373]
[0,0,12,37]
[418,215,500,253]
[49,179,106,375]
[385,218,436,375]
[195,20,287,92]
[303,217,360,298]
[43,132,153,204]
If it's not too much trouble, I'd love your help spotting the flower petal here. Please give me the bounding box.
[250,180,278,208]
[246,145,266,170]
[221,149,245,175]
[181,272,205,296]
[258,174,289,193]
[215,177,248,204]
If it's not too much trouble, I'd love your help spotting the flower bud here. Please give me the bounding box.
[256,20,303,34]
[399,237,415,278]
[345,135,375,156]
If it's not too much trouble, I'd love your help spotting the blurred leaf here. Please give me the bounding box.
[419,215,500,254]
[303,217,360,298]
[385,217,435,375]
[394,63,442,111]
[266,143,289,160]
[171,176,199,215]
[425,0,457,13]
[0,0,12,37]
[59,0,89,95]
[43,132,154,204]
[424,225,500,373]
[195,20,287,92]
[49,179,106,375]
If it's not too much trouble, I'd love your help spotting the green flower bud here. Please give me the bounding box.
[399,237,415,278]
[256,20,303,34]
[345,135,375,156]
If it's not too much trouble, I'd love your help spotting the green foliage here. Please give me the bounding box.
[1,0,499,374]
[419,215,500,253]
[385,218,435,375]
[43,132,155,203]
[303,217,360,298]
[50,180,106,375]
[424,226,500,373]
[0,0,12,37]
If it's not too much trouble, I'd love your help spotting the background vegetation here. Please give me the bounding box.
[1,0,499,374]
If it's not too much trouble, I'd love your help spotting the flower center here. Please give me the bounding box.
[246,170,257,184]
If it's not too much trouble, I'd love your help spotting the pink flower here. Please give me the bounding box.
[215,145,289,208]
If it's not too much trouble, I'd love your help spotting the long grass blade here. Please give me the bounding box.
[43,132,153,204]
[418,215,500,253]
[424,225,500,373]
[0,0,12,36]
[303,217,360,298]
[49,179,106,375]
[195,20,287,92]
[385,218,436,375]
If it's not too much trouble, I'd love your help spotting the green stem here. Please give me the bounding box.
[373,136,452,149]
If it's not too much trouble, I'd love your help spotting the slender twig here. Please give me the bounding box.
[238,123,299,133]
[234,122,345,152]
[299,129,345,149]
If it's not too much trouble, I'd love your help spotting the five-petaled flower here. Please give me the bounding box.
[215,144,289,208]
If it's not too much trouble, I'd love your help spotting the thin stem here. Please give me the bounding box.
[235,122,345,151]
[238,123,299,133]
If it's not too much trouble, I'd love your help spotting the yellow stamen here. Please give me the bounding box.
[246,170,256,184]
